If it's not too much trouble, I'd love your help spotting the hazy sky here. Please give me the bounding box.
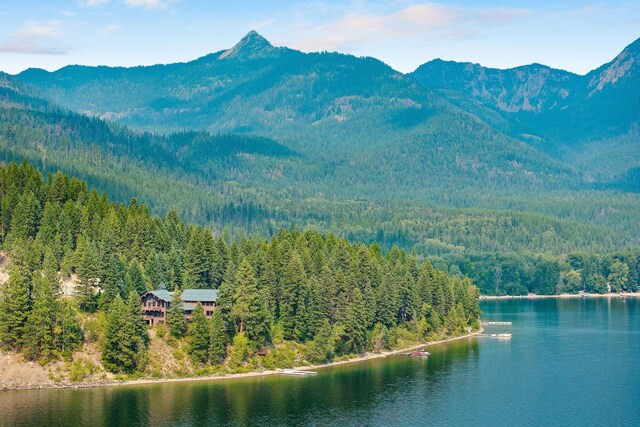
[0,1,638,75]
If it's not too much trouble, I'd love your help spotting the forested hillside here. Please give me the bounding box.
[2,33,639,295]
[0,161,480,376]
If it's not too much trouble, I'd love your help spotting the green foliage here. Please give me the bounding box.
[0,268,31,350]
[102,293,149,373]
[187,302,210,364]
[208,309,227,364]
[167,289,187,338]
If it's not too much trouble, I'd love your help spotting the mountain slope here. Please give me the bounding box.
[410,38,640,185]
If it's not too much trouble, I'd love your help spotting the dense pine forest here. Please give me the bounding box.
[1,77,639,297]
[0,161,481,376]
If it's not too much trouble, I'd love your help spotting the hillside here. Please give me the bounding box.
[410,37,640,185]
[2,33,639,293]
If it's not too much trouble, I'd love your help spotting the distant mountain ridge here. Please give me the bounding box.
[8,32,640,192]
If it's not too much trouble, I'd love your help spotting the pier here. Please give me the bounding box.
[278,369,318,376]
[481,321,512,325]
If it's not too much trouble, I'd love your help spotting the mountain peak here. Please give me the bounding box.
[218,30,275,60]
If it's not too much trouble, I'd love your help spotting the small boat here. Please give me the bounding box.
[410,350,431,357]
[277,369,318,376]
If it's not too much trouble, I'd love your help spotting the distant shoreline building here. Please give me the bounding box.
[140,289,218,326]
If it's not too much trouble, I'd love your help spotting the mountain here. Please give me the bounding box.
[410,38,640,183]
[2,33,640,295]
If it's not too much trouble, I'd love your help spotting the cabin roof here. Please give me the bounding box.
[145,289,218,303]
[181,289,218,302]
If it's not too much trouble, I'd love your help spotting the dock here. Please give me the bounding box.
[481,321,512,325]
[476,333,512,339]
[277,369,318,376]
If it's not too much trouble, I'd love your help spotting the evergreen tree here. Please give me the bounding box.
[54,299,83,358]
[280,253,306,339]
[167,289,187,338]
[231,260,269,347]
[209,309,227,364]
[23,274,56,360]
[188,302,210,364]
[102,293,148,373]
[75,234,98,311]
[0,268,31,350]
[341,288,367,354]
[125,259,147,295]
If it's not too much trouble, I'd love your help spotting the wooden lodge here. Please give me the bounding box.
[140,289,218,327]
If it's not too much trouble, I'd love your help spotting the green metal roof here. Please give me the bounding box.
[181,289,218,302]
[147,289,218,303]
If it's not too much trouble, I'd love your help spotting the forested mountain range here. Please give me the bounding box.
[1,32,639,294]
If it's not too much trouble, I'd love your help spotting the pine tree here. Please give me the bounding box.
[308,319,334,363]
[99,254,125,309]
[24,274,57,360]
[0,268,31,350]
[10,192,41,240]
[75,234,98,311]
[341,288,367,354]
[280,253,306,340]
[209,309,227,364]
[54,299,83,358]
[167,289,187,338]
[188,302,210,364]
[102,293,148,373]
[42,246,61,295]
[125,259,147,295]
[231,260,269,347]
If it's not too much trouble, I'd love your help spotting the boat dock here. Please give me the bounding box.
[278,369,318,376]
[481,321,512,325]
[476,333,512,339]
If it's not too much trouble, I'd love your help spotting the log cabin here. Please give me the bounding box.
[140,289,218,326]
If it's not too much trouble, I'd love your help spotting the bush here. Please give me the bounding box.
[156,324,167,339]
[262,345,296,369]
[68,358,96,382]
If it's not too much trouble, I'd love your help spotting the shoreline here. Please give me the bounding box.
[1,330,480,392]
[480,292,640,300]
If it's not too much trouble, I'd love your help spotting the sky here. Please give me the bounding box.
[0,1,638,75]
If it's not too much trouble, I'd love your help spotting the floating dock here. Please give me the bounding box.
[278,369,318,376]
[481,321,512,325]
[476,333,512,339]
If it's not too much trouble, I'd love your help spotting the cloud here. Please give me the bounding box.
[101,24,123,35]
[0,21,67,55]
[80,0,110,6]
[123,0,169,9]
[290,2,529,52]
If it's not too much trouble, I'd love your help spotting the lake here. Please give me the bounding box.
[1,298,638,426]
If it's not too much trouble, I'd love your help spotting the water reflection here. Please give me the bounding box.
[0,338,479,427]
[3,299,637,426]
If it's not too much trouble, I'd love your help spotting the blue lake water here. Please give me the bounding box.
[1,298,638,426]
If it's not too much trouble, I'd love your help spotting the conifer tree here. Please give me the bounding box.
[188,302,210,364]
[209,309,227,364]
[231,260,269,347]
[341,288,367,354]
[24,274,57,360]
[102,293,148,373]
[167,289,187,338]
[42,246,60,294]
[10,192,41,240]
[75,234,98,311]
[125,259,147,295]
[54,299,83,357]
[280,253,306,339]
[0,268,31,350]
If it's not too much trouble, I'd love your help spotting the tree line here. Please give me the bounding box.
[0,161,481,373]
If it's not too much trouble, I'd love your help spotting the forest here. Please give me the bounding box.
[1,66,639,297]
[0,161,481,375]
